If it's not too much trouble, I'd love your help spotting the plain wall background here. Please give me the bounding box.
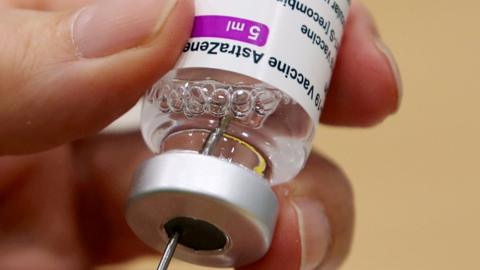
[101,0,480,269]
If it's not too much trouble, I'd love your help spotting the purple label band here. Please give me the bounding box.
[191,15,269,47]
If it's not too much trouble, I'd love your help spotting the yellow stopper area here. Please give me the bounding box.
[223,134,267,176]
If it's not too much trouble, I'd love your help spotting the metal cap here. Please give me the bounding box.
[125,152,279,267]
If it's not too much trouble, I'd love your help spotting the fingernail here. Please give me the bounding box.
[291,197,331,270]
[376,40,403,109]
[72,0,177,58]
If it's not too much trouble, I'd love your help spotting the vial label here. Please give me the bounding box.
[176,0,351,121]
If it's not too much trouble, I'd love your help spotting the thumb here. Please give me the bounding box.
[0,0,193,155]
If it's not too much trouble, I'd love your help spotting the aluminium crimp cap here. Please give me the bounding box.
[125,152,279,267]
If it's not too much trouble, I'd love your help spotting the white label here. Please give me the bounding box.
[176,0,350,121]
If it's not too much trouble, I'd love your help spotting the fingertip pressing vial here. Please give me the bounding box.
[125,0,350,268]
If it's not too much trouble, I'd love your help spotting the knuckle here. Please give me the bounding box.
[0,10,74,89]
[0,12,42,88]
[305,152,353,196]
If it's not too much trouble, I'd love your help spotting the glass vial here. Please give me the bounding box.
[126,0,350,267]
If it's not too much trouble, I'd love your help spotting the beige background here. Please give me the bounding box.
[102,0,480,269]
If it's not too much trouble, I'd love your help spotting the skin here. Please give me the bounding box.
[0,0,401,269]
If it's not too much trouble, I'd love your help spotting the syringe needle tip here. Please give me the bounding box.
[157,231,181,270]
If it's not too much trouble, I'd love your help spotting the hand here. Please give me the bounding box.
[0,0,401,269]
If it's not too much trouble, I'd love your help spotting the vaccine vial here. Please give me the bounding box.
[126,0,350,268]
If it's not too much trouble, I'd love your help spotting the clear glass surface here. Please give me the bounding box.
[141,68,315,184]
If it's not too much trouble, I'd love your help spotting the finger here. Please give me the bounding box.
[0,0,194,155]
[239,152,354,270]
[3,0,95,11]
[0,146,87,269]
[40,0,94,11]
[321,1,402,127]
[0,133,152,267]
[72,133,154,263]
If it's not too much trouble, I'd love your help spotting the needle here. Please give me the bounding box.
[201,116,232,155]
[157,231,181,270]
